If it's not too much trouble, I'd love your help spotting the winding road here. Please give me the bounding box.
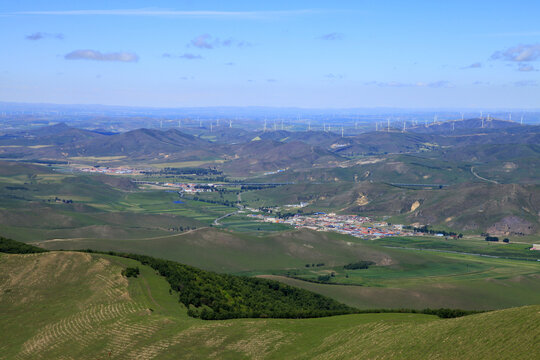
[213,211,239,226]
[470,166,499,184]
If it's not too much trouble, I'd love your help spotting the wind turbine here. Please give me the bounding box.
[521,115,524,125]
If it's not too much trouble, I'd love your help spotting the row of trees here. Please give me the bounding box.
[404,225,462,238]
[168,226,196,232]
[147,167,223,176]
[344,260,375,270]
[305,263,325,268]
[190,196,238,208]
[485,236,510,243]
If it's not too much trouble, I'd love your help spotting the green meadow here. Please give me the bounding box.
[1,251,538,360]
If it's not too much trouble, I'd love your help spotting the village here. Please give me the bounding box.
[247,212,416,239]
[78,166,142,175]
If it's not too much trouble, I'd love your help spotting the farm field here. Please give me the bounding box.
[1,251,538,360]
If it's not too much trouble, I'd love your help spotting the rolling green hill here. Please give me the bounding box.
[1,250,538,359]
[223,139,343,176]
[38,228,540,311]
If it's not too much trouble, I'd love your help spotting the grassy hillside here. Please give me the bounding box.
[38,228,394,272]
[39,228,540,311]
[1,251,538,359]
[223,139,343,176]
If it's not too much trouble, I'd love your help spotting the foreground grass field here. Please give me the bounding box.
[1,251,538,359]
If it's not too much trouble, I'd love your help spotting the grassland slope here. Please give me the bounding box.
[0,251,538,359]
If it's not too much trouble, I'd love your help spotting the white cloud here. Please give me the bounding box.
[26,32,64,40]
[65,50,139,62]
[513,80,538,87]
[189,34,252,49]
[318,32,344,41]
[365,80,453,88]
[11,9,317,19]
[191,34,214,49]
[461,62,482,69]
[491,43,540,62]
[179,53,202,60]
[517,64,537,72]
[325,73,344,79]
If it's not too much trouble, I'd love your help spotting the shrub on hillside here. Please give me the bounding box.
[344,261,375,270]
[122,267,140,278]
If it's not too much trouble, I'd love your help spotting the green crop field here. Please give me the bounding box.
[1,251,538,359]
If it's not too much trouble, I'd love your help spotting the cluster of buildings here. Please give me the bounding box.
[137,181,215,193]
[174,183,214,193]
[248,212,413,239]
[79,166,140,175]
[263,168,286,175]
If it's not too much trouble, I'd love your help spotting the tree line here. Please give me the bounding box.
[404,225,462,238]
[0,236,48,254]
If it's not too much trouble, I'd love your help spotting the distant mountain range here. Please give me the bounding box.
[0,119,538,177]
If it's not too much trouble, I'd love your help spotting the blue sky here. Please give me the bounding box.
[1,0,539,108]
